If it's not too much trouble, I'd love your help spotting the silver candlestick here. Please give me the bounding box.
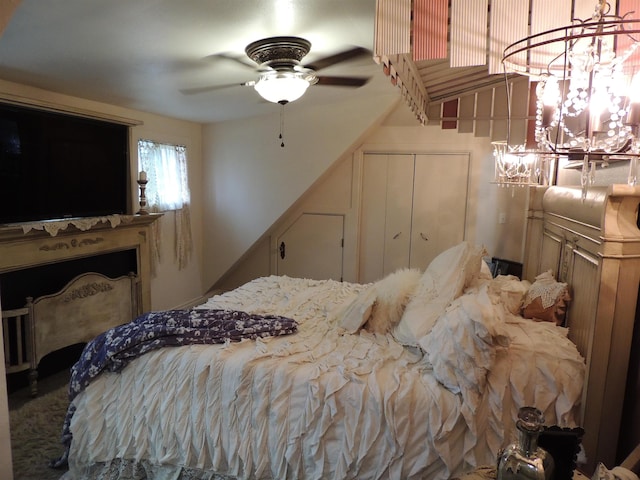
[137,179,149,215]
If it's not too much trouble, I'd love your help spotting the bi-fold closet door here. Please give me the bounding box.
[359,152,469,283]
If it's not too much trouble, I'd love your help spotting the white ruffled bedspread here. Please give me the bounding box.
[62,275,585,480]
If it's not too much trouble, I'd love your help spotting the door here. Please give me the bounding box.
[359,154,414,282]
[409,153,469,271]
[359,153,470,283]
[276,213,344,281]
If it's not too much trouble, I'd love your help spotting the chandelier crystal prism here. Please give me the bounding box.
[499,0,640,189]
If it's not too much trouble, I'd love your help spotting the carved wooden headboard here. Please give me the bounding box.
[524,184,640,474]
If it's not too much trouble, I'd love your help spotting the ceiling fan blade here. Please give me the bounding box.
[180,81,253,95]
[304,47,371,71]
[315,76,370,87]
[205,52,257,70]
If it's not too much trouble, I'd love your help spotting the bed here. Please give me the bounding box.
[50,184,640,480]
[52,236,587,480]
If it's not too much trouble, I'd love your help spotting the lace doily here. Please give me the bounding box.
[523,270,568,309]
[20,215,132,237]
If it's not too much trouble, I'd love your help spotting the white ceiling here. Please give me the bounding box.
[0,0,395,123]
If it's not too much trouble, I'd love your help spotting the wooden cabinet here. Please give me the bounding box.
[359,153,470,283]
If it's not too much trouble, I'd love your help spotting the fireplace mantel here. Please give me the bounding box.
[0,214,162,311]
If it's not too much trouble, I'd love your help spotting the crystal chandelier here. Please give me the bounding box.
[492,141,557,187]
[500,0,640,192]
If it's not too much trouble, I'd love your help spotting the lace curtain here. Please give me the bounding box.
[138,139,192,272]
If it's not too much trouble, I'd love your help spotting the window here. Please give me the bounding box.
[138,140,190,211]
[138,139,192,270]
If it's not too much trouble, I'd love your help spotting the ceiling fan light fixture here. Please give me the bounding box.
[254,71,315,104]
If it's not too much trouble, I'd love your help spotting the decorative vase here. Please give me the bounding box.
[497,407,554,480]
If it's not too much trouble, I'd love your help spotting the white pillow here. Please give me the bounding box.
[393,241,486,346]
[365,268,422,334]
[489,275,531,315]
[338,286,377,333]
[418,284,510,406]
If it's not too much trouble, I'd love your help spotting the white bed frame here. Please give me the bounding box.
[2,271,140,396]
[524,184,640,475]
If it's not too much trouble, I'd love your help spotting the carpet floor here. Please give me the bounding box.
[9,377,69,480]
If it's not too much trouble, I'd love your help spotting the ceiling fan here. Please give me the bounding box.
[181,36,372,104]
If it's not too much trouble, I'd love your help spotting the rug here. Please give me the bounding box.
[10,385,69,480]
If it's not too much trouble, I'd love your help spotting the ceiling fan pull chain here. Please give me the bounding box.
[279,103,285,147]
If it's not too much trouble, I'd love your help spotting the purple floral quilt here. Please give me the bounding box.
[68,308,298,401]
[51,308,298,468]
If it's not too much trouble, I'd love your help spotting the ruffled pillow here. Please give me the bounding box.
[393,241,486,346]
[418,284,510,407]
[338,286,377,333]
[489,275,531,315]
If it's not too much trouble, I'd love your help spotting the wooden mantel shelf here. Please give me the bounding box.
[0,213,161,242]
[0,213,162,311]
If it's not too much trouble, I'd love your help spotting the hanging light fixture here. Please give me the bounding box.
[492,141,557,186]
[490,80,558,188]
[253,69,317,105]
[500,0,640,195]
[245,36,319,105]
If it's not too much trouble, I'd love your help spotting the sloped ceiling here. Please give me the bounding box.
[0,0,539,129]
[0,0,394,123]
[1,0,583,131]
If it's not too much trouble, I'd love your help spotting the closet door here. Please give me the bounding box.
[359,153,469,283]
[359,154,414,283]
[409,153,469,271]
